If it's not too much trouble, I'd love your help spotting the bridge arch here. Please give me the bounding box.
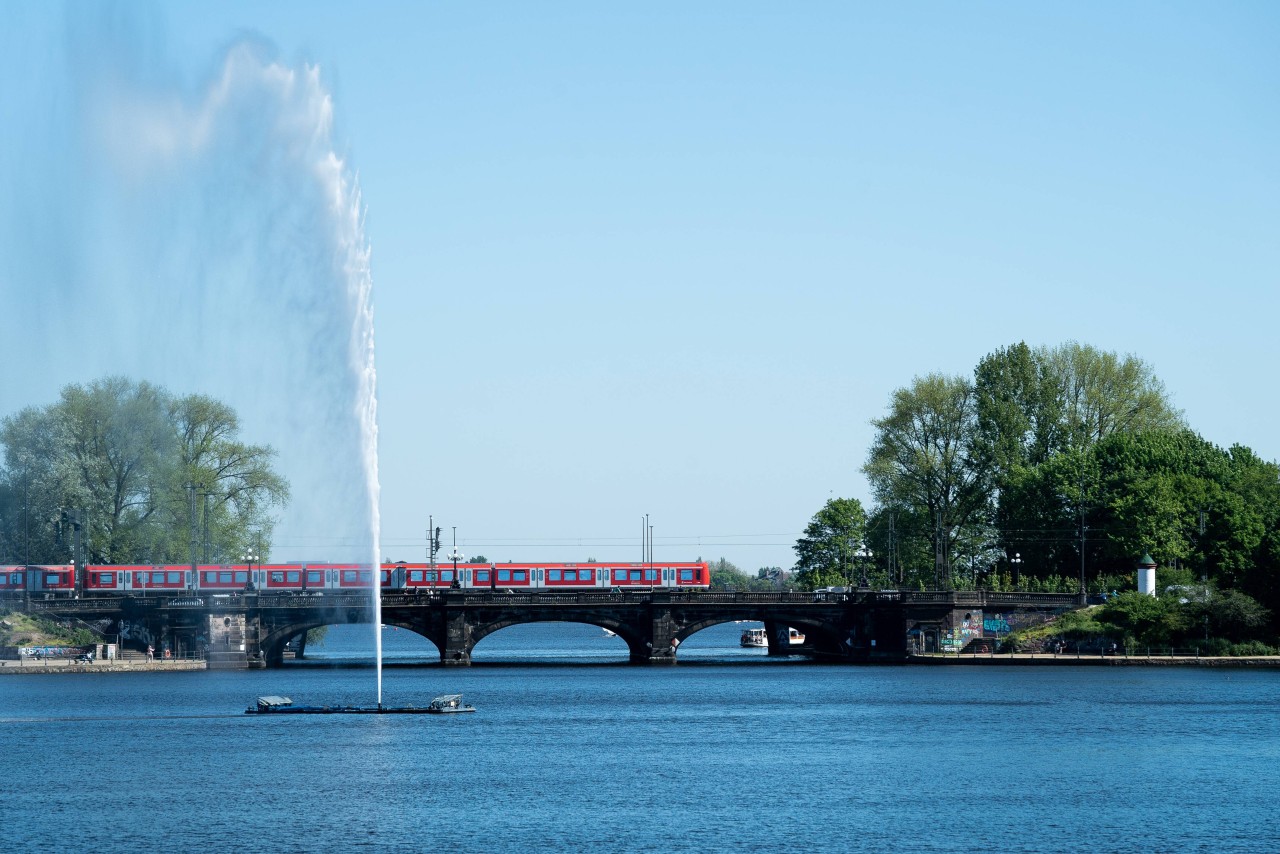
[466,614,645,664]
[258,616,442,666]
[671,613,850,657]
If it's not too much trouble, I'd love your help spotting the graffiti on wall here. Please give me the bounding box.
[116,619,156,649]
[982,611,1055,636]
[943,610,985,649]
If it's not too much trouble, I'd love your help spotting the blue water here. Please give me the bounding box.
[2,622,1278,852]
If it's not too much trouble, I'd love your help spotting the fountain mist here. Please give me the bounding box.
[0,22,384,701]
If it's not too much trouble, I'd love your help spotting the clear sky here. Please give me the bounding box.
[2,2,1277,572]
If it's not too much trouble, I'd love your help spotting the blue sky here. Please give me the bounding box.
[2,2,1277,571]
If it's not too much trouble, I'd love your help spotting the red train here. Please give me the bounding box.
[1,560,711,597]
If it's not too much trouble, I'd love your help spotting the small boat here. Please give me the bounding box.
[739,627,806,648]
[245,694,474,715]
[426,694,475,714]
[601,628,617,638]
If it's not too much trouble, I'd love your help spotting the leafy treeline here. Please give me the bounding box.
[707,558,792,592]
[794,342,1280,627]
[0,376,288,566]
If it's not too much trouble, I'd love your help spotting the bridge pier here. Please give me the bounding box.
[632,595,679,664]
[442,592,474,666]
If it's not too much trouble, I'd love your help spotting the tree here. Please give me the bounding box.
[864,374,991,584]
[1040,342,1183,449]
[974,341,1064,479]
[708,557,747,590]
[169,394,288,563]
[793,497,867,589]
[0,376,288,566]
[974,342,1184,586]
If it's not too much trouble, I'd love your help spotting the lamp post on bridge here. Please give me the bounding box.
[855,545,874,589]
[450,527,464,590]
[242,547,259,592]
[1010,552,1023,589]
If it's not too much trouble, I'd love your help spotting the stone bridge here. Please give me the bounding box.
[14,589,1084,668]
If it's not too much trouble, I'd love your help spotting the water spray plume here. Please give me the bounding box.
[1,27,384,701]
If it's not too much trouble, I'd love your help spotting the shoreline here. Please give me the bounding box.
[910,653,1280,667]
[0,659,205,674]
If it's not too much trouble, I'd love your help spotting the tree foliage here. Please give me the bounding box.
[707,557,777,591]
[863,374,991,582]
[792,497,867,589]
[849,340,1280,634]
[0,376,288,564]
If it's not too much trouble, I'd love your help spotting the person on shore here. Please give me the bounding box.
[146,645,154,661]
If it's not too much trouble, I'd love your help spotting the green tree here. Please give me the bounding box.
[864,374,991,585]
[708,557,753,590]
[975,342,1183,585]
[169,394,288,563]
[793,497,867,589]
[0,376,288,565]
[1042,342,1183,449]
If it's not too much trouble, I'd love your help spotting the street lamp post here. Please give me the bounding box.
[449,527,463,589]
[855,546,874,588]
[242,548,260,592]
[1010,552,1023,589]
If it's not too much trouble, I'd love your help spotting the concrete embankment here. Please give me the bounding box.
[910,653,1280,667]
[0,659,205,674]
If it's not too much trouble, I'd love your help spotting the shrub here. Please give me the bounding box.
[1226,640,1277,657]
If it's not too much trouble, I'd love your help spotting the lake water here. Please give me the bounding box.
[2,621,1278,852]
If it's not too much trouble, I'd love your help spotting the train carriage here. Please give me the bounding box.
[16,564,77,596]
[392,563,461,590]
[197,565,255,592]
[126,566,190,593]
[0,566,26,594]
[540,564,609,589]
[333,564,375,591]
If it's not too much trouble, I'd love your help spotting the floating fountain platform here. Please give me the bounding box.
[245,694,475,715]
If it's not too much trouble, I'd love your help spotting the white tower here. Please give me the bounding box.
[1137,554,1157,596]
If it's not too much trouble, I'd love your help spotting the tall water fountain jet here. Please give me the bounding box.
[0,24,384,701]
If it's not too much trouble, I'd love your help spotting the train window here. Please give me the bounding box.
[513,570,527,582]
[425,571,437,583]
[286,571,300,583]
[100,573,114,585]
[630,570,641,581]
[442,571,454,582]
[167,571,182,584]
[497,569,511,582]
[343,570,358,583]
[644,570,658,581]
[408,570,423,582]
[680,569,694,582]
[548,569,562,581]
[613,569,626,582]
[307,570,323,584]
[271,572,285,583]
[218,572,232,583]
[476,570,490,583]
